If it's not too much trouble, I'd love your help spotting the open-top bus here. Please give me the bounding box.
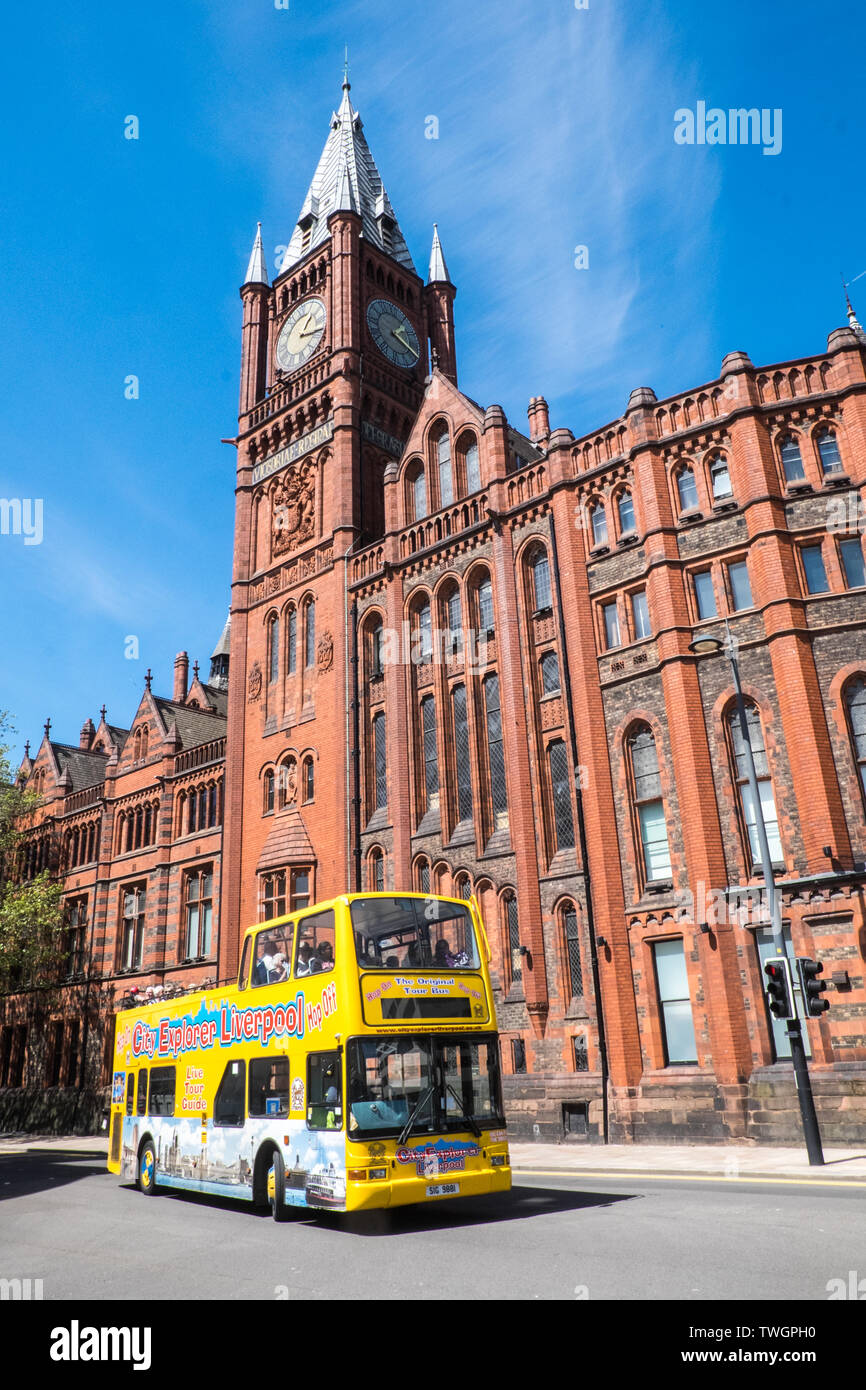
[107,892,510,1217]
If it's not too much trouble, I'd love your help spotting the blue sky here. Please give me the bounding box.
[1,0,863,762]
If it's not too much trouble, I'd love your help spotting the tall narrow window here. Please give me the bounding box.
[464,439,481,493]
[416,598,433,662]
[437,432,453,507]
[652,939,698,1064]
[477,576,494,632]
[120,887,146,972]
[303,758,315,803]
[451,685,473,823]
[269,616,280,684]
[591,504,609,547]
[840,538,866,590]
[505,893,521,986]
[631,590,651,639]
[483,675,508,829]
[677,467,699,512]
[444,587,462,654]
[420,696,439,813]
[416,858,431,894]
[710,455,733,500]
[729,703,783,865]
[602,601,621,650]
[816,428,843,475]
[264,770,274,814]
[369,850,384,893]
[64,898,87,978]
[728,560,753,611]
[563,905,583,998]
[540,650,561,694]
[184,868,213,959]
[779,435,805,483]
[373,712,387,810]
[845,679,866,801]
[549,740,575,850]
[530,550,552,612]
[410,465,427,520]
[287,609,297,674]
[261,870,286,920]
[694,570,717,620]
[801,544,829,594]
[305,601,316,668]
[618,491,636,536]
[629,727,672,883]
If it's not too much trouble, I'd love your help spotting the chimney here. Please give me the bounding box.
[173,651,189,703]
[79,718,95,750]
[528,396,550,446]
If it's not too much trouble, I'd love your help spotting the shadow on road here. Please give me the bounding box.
[0,1152,108,1201]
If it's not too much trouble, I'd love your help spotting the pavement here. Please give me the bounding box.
[3,1131,866,1182]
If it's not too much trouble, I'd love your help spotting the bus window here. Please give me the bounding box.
[307,1052,342,1130]
[148,1065,176,1117]
[252,927,293,987]
[295,909,335,977]
[237,936,251,991]
[136,1069,148,1117]
[214,1059,246,1127]
[249,1056,290,1118]
[125,1073,135,1116]
[350,897,479,970]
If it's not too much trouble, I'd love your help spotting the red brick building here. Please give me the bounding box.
[6,80,866,1141]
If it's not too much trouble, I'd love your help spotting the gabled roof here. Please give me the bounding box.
[153,698,226,750]
[51,744,108,793]
[281,81,416,276]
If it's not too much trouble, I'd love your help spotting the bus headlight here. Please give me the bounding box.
[491,1153,508,1167]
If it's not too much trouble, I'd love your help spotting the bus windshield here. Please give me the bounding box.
[346,1034,504,1140]
[350,896,480,971]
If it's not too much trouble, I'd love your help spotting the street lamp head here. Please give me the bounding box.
[689,634,724,656]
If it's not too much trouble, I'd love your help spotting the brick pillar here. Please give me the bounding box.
[384,570,412,889]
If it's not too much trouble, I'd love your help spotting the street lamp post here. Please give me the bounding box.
[689,625,824,1166]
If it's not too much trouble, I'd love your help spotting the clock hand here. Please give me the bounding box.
[392,324,414,352]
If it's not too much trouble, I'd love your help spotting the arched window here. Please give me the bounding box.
[845,679,866,803]
[368,616,384,679]
[540,650,561,695]
[617,491,636,537]
[503,891,521,985]
[549,740,575,850]
[303,757,314,803]
[628,726,672,883]
[368,848,385,893]
[305,600,316,669]
[462,436,481,494]
[676,466,699,512]
[728,703,782,865]
[590,503,609,547]
[710,454,733,501]
[529,548,552,612]
[451,685,473,823]
[415,597,433,662]
[435,430,453,507]
[372,712,387,810]
[455,872,472,900]
[264,769,274,814]
[483,675,508,829]
[419,695,439,814]
[268,616,280,684]
[415,857,431,894]
[407,462,427,520]
[476,575,494,634]
[287,607,297,675]
[816,427,843,475]
[779,434,805,484]
[561,902,583,999]
[442,584,462,655]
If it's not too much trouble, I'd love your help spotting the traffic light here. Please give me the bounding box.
[796,958,830,1018]
[764,957,795,1019]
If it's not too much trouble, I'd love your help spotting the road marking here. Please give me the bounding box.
[514,1168,866,1189]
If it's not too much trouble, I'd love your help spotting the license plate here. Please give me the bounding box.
[426,1182,459,1197]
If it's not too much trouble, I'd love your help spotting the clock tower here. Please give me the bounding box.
[221,77,453,973]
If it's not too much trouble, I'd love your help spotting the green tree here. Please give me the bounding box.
[0,713,64,991]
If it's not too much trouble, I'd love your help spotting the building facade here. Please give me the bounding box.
[6,79,866,1141]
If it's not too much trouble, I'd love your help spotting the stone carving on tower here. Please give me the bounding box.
[272,462,316,557]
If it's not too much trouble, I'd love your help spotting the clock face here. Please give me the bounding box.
[275,298,327,372]
[366,298,421,369]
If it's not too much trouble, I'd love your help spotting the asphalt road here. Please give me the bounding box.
[2,1152,864,1301]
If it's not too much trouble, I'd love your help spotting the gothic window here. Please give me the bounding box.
[415,597,433,662]
[451,685,474,823]
[415,857,431,894]
[420,695,439,813]
[816,427,843,475]
[562,903,583,999]
[407,461,427,521]
[728,703,783,865]
[435,430,453,507]
[269,615,280,684]
[368,617,384,679]
[590,503,609,547]
[462,435,481,494]
[260,871,286,921]
[617,491,636,536]
[442,584,462,655]
[779,434,806,483]
[373,712,387,810]
[529,547,552,612]
[476,575,494,633]
[549,740,575,850]
[540,650,561,695]
[368,848,385,893]
[264,770,274,814]
[455,873,472,900]
[845,678,866,804]
[184,867,214,960]
[710,454,733,500]
[676,466,699,512]
[483,674,508,829]
[503,891,521,986]
[628,726,673,884]
[119,885,146,972]
[303,757,314,803]
[287,608,297,674]
[305,600,316,669]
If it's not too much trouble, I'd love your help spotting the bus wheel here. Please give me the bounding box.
[268,1152,291,1223]
[138,1141,157,1196]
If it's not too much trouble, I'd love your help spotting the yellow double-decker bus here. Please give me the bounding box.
[108,892,510,1217]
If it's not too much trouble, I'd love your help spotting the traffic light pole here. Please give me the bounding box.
[726,626,824,1166]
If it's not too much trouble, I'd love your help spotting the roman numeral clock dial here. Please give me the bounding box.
[275,297,327,372]
[366,298,420,369]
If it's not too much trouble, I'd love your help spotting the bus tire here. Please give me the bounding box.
[138,1139,157,1196]
[269,1151,291,1223]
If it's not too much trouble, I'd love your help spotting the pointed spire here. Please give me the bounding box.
[428,223,451,285]
[842,274,865,343]
[333,159,358,215]
[243,222,268,287]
